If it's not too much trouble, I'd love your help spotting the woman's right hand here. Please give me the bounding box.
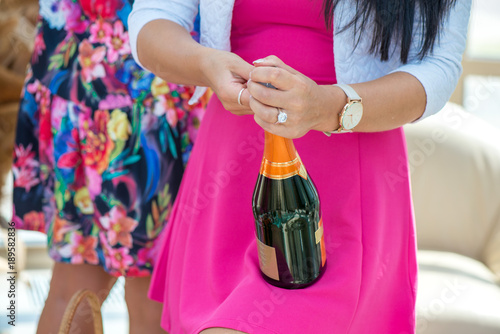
[137,19,253,115]
[201,49,254,115]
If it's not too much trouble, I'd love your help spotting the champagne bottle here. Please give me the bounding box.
[252,131,327,289]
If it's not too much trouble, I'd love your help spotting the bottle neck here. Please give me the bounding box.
[260,131,307,180]
[263,131,297,163]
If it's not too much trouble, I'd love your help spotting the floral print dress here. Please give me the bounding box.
[12,0,207,277]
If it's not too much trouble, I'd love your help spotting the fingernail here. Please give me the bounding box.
[258,82,277,89]
[253,58,265,64]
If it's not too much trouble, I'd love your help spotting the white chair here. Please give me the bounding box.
[404,103,500,333]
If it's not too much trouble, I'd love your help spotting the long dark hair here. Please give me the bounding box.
[323,0,458,63]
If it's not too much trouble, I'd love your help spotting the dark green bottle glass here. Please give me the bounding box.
[252,131,326,289]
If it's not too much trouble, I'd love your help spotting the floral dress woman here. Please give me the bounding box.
[12,0,207,277]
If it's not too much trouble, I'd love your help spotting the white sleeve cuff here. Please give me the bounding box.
[391,0,471,121]
[394,57,462,121]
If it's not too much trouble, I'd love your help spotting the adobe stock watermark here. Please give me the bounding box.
[235,288,287,332]
[5,222,17,327]
[385,104,475,191]
[180,131,265,222]
[416,277,469,332]
[464,76,500,112]
[385,125,450,192]
[384,73,500,191]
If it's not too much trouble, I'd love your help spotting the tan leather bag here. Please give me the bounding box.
[58,289,103,334]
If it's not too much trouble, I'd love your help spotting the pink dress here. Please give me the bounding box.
[149,1,418,333]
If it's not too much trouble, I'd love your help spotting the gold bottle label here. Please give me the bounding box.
[316,218,327,267]
[315,221,324,244]
[256,238,280,281]
[260,132,308,181]
[260,154,308,180]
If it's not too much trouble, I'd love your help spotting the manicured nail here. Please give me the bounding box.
[253,58,265,64]
[258,82,277,89]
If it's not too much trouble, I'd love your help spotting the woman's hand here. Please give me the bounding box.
[138,20,254,116]
[201,49,254,115]
[247,55,341,138]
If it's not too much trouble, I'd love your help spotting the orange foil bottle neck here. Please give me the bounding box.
[260,132,308,180]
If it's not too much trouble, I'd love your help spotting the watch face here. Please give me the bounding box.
[341,102,363,130]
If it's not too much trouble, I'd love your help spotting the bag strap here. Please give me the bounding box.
[58,289,103,334]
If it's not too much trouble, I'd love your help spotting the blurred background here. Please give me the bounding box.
[0,0,499,333]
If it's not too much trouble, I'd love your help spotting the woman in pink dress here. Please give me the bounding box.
[128,0,471,333]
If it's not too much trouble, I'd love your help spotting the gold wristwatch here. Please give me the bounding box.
[324,84,363,136]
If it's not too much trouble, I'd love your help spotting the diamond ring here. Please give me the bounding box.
[275,108,287,124]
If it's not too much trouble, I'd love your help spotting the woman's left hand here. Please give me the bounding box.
[247,55,340,138]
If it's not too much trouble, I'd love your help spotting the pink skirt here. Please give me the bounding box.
[148,96,418,334]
